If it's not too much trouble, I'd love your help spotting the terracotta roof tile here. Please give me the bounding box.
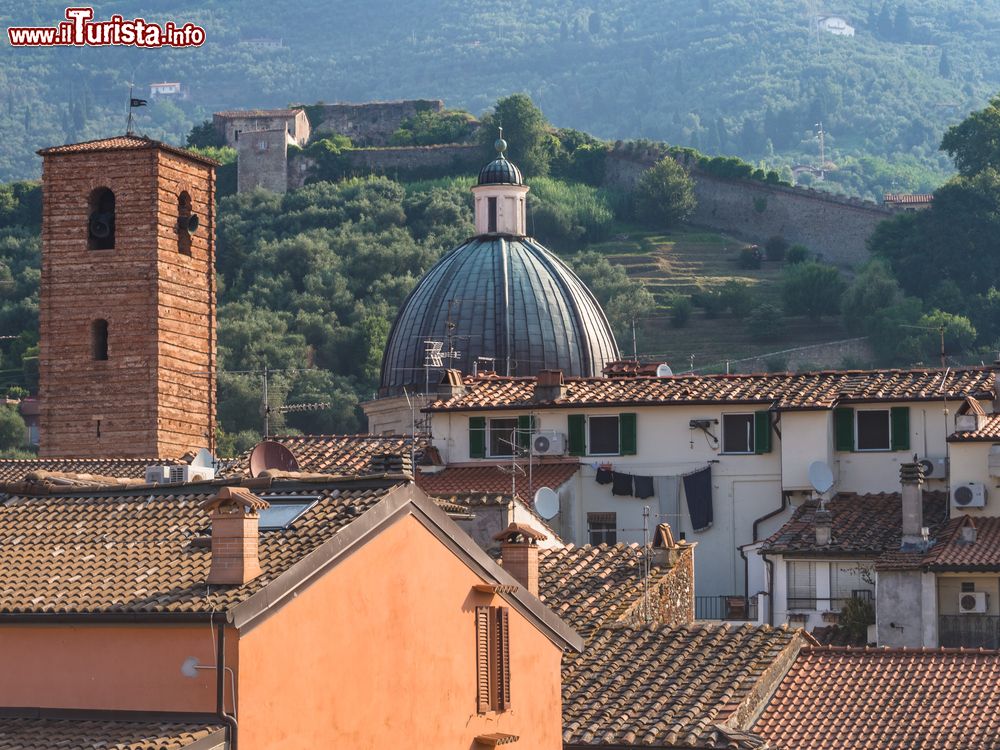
[538,543,667,638]
[754,646,1000,750]
[922,515,1000,570]
[884,193,934,204]
[0,716,223,750]
[416,460,579,498]
[0,478,400,615]
[760,492,948,556]
[562,622,800,748]
[0,458,175,484]
[37,135,218,166]
[225,434,427,478]
[426,368,995,412]
[949,412,1000,441]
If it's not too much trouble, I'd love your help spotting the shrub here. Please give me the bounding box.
[719,280,754,317]
[746,303,784,341]
[528,177,617,247]
[671,295,693,327]
[765,235,789,261]
[738,245,762,269]
[786,244,809,264]
[782,261,846,319]
[841,596,876,642]
[634,157,696,228]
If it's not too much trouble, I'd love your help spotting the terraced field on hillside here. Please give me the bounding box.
[591,227,856,372]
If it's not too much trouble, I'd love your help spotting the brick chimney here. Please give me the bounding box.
[900,462,925,549]
[495,523,547,596]
[533,369,566,402]
[201,486,270,585]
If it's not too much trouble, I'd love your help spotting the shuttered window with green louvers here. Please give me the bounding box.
[890,407,910,451]
[517,414,537,452]
[834,408,855,452]
[754,411,772,454]
[568,414,586,456]
[619,412,637,455]
[469,416,486,459]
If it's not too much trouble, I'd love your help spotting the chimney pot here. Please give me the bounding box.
[201,486,268,585]
[900,462,925,548]
[533,370,567,402]
[814,508,833,547]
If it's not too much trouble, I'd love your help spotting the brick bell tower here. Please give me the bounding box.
[37,136,217,458]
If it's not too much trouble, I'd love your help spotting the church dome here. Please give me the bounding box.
[379,235,620,395]
[478,156,523,186]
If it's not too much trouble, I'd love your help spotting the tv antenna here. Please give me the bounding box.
[815,121,826,180]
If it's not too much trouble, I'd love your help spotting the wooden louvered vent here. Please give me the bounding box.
[476,605,511,712]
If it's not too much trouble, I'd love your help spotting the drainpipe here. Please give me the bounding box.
[748,490,789,625]
[761,551,774,626]
[216,623,239,750]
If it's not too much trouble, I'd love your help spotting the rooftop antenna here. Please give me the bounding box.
[815,121,826,180]
[125,81,147,135]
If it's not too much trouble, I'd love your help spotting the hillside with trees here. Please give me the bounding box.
[2,0,999,198]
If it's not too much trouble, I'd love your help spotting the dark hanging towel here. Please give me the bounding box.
[612,471,634,497]
[633,474,655,499]
[596,467,613,485]
[683,467,713,531]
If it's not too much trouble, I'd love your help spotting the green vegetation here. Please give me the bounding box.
[634,158,696,228]
[390,109,476,146]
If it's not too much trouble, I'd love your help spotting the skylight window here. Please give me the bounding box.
[258,497,318,530]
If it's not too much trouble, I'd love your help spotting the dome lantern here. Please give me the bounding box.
[473,128,529,236]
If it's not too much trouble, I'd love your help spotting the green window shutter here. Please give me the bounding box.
[834,408,855,452]
[469,416,486,459]
[754,411,772,454]
[517,415,536,452]
[567,414,586,456]
[891,407,910,451]
[619,413,638,456]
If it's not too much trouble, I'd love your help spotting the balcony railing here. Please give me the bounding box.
[940,615,1000,649]
[787,590,874,612]
[696,594,758,621]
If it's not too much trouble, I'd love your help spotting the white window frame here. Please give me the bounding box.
[721,412,755,455]
[487,417,519,459]
[855,409,891,452]
[587,414,620,456]
[786,560,817,610]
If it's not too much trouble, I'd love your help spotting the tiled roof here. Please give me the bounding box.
[416,460,579,498]
[0,458,176,484]
[0,478,398,614]
[0,715,223,750]
[760,492,948,556]
[949,413,1000,441]
[810,624,868,647]
[562,622,802,748]
[426,368,996,412]
[539,543,665,638]
[753,646,1000,750]
[214,109,301,118]
[225,434,428,477]
[37,136,219,166]
[922,515,1000,570]
[884,193,934,204]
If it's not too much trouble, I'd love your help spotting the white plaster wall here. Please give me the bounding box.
[472,184,529,236]
[780,411,833,490]
[937,573,1000,616]
[948,442,1000,517]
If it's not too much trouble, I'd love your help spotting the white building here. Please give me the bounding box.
[149,82,184,99]
[421,366,998,616]
[816,15,855,36]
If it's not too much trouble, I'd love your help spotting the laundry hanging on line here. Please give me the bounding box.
[633,474,655,499]
[682,466,713,531]
[595,467,613,485]
[611,471,633,496]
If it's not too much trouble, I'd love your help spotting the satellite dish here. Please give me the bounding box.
[180,656,199,678]
[249,440,299,478]
[808,460,835,494]
[191,447,215,469]
[533,487,559,520]
[655,363,673,377]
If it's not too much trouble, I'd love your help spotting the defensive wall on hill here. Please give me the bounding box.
[311,100,445,145]
[603,152,893,268]
[286,144,481,189]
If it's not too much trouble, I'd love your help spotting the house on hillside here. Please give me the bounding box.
[423,366,998,613]
[884,192,933,211]
[149,82,186,99]
[816,15,855,36]
[0,473,580,749]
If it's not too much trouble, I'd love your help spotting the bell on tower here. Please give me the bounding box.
[36,135,219,459]
[472,128,529,237]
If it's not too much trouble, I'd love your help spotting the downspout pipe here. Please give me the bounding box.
[762,552,775,626]
[216,624,238,750]
[749,490,789,627]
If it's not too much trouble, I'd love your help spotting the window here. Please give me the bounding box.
[488,197,498,233]
[87,187,115,250]
[831,562,874,607]
[567,413,637,456]
[476,605,510,712]
[258,497,317,530]
[177,191,193,255]
[91,319,108,361]
[588,415,620,455]
[856,409,891,451]
[588,512,617,545]
[787,561,816,609]
[723,413,754,454]
[488,418,518,457]
[835,407,909,452]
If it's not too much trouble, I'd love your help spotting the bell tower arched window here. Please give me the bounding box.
[177,191,193,255]
[87,187,115,250]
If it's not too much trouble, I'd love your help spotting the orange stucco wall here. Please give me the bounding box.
[0,623,237,713]
[238,512,566,750]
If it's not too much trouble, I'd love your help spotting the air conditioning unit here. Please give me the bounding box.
[144,465,216,484]
[959,591,988,614]
[952,481,987,509]
[532,431,566,456]
[917,456,948,479]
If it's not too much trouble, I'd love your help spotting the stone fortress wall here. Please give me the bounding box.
[310,100,446,146]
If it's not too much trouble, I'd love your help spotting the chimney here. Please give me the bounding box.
[960,516,978,544]
[814,508,833,547]
[900,462,925,549]
[494,523,546,596]
[201,486,269,585]
[437,368,466,400]
[651,522,683,567]
[533,369,567,403]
